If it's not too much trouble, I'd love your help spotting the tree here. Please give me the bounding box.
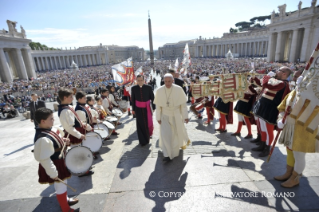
[235,21,254,31]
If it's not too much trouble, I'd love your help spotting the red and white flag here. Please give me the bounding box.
[112,57,134,86]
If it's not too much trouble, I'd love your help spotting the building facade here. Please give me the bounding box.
[158,1,319,63]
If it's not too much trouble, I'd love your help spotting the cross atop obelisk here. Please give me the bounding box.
[148,11,154,69]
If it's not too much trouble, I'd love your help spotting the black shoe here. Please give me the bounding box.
[220,129,227,133]
[197,116,203,119]
[133,115,136,118]
[78,171,94,177]
[231,132,241,136]
[252,142,266,151]
[163,157,171,162]
[128,112,131,116]
[31,149,34,153]
[187,101,191,103]
[255,141,262,146]
[244,134,253,139]
[250,134,261,143]
[73,208,80,212]
[258,145,270,157]
[93,155,98,160]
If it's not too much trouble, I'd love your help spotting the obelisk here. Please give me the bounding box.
[148,11,154,69]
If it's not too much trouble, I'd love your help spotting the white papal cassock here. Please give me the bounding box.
[154,84,190,159]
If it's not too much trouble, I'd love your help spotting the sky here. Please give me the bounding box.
[0,0,305,50]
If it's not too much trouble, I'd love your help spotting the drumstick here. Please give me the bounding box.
[58,133,70,159]
[56,178,77,192]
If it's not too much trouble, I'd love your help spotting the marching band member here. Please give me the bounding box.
[232,84,258,138]
[33,107,79,212]
[74,91,94,131]
[190,96,205,119]
[204,96,214,125]
[251,67,291,157]
[86,96,99,127]
[213,97,233,133]
[57,88,94,177]
[123,83,133,116]
[100,89,120,136]
[95,96,108,121]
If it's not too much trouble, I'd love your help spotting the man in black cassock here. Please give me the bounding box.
[131,75,156,146]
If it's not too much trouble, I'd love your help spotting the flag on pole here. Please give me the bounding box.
[135,66,143,76]
[174,58,179,71]
[112,57,134,86]
[182,43,191,74]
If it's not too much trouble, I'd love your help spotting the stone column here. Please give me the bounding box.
[288,29,299,62]
[275,31,283,61]
[256,42,259,56]
[45,57,49,70]
[37,57,42,70]
[23,49,37,78]
[49,57,54,70]
[267,33,275,62]
[300,28,311,62]
[40,57,45,70]
[0,48,13,82]
[15,49,28,79]
[82,55,87,66]
[88,54,92,65]
[58,56,62,69]
[78,55,83,66]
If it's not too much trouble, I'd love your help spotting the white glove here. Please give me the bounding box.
[296,75,303,85]
[267,71,276,77]
[277,119,286,129]
[249,70,254,74]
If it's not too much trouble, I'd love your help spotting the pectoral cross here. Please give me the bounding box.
[166,101,169,107]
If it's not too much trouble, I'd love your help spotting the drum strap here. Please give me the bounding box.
[80,105,93,125]
[63,106,83,128]
[41,130,64,149]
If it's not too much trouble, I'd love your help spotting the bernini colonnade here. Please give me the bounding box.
[158,1,319,63]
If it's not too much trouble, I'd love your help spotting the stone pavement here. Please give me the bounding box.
[0,99,318,212]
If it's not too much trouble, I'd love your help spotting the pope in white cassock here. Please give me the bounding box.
[154,73,191,162]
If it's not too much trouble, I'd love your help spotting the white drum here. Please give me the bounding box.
[112,108,123,117]
[93,123,109,139]
[105,116,118,125]
[103,121,115,130]
[82,132,102,153]
[119,100,127,112]
[65,146,93,176]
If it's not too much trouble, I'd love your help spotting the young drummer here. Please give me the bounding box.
[33,108,80,212]
[58,88,94,176]
[100,89,120,135]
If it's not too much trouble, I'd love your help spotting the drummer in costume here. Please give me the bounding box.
[100,89,120,136]
[123,82,133,116]
[33,108,80,212]
[251,67,291,157]
[232,84,258,138]
[95,96,108,121]
[250,76,263,144]
[213,97,233,133]
[58,88,94,177]
[86,96,99,127]
[190,96,205,119]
